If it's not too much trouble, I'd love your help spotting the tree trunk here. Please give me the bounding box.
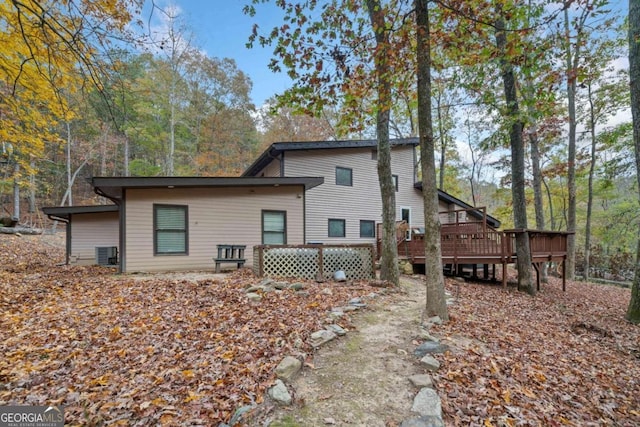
[529,128,547,281]
[28,158,36,214]
[495,10,534,294]
[626,0,640,324]
[564,6,578,281]
[437,90,446,191]
[124,134,130,176]
[584,82,597,282]
[66,121,73,206]
[13,162,20,220]
[366,0,399,286]
[416,0,448,320]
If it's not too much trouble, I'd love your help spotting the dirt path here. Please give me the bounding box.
[257,276,431,427]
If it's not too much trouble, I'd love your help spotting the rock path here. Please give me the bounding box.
[249,276,452,427]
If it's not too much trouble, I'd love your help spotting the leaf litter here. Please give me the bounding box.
[1,234,639,426]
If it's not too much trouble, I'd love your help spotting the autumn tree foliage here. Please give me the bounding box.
[0,0,143,167]
[257,102,338,145]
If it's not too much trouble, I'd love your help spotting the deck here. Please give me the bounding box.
[378,211,572,290]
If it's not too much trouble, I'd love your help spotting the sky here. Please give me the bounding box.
[147,1,293,107]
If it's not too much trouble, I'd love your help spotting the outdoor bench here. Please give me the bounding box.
[213,244,246,273]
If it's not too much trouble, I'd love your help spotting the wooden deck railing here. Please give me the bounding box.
[379,223,571,289]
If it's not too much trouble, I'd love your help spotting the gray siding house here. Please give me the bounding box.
[242,138,499,245]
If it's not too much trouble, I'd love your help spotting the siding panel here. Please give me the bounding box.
[283,146,426,244]
[124,186,304,272]
[70,212,119,265]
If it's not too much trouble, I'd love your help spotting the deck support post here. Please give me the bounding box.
[502,262,507,288]
[562,258,566,292]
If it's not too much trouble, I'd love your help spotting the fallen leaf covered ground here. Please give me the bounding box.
[0,234,377,425]
[433,276,640,426]
[1,234,639,427]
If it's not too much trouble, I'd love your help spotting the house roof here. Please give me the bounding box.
[242,138,420,177]
[42,204,119,222]
[90,176,324,203]
[413,183,501,228]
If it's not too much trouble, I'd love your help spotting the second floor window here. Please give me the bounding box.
[336,167,353,186]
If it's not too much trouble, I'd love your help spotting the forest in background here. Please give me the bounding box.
[0,0,636,281]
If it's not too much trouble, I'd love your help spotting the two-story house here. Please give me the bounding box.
[43,138,500,273]
[242,138,500,246]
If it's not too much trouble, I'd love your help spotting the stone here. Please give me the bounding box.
[325,324,347,336]
[426,316,443,325]
[414,341,449,357]
[268,379,292,405]
[329,311,346,321]
[411,388,442,417]
[400,415,445,427]
[408,374,433,388]
[273,282,289,290]
[246,292,262,302]
[419,355,440,371]
[334,270,347,281]
[289,283,305,291]
[275,356,302,382]
[418,330,440,343]
[310,330,337,347]
[228,405,256,426]
[258,278,275,287]
[245,286,263,293]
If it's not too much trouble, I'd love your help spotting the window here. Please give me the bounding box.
[262,210,286,244]
[335,167,353,186]
[154,204,188,255]
[392,174,399,191]
[360,220,375,238]
[328,219,346,237]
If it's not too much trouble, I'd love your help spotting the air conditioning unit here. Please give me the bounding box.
[95,246,118,266]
